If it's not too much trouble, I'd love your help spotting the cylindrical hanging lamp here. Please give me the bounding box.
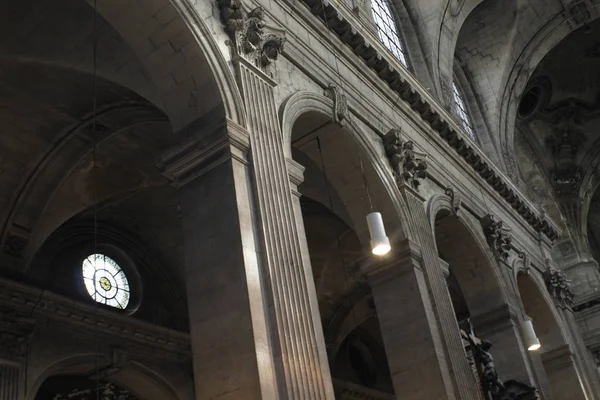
[367,212,391,255]
[522,316,541,351]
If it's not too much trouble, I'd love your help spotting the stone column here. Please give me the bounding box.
[159,119,278,399]
[235,57,335,398]
[541,345,588,400]
[555,196,600,301]
[469,306,544,390]
[210,8,335,397]
[363,239,458,399]
[557,306,600,399]
[0,363,20,400]
[378,130,480,399]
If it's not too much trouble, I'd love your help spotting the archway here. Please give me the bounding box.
[433,209,533,386]
[517,273,590,399]
[289,106,399,398]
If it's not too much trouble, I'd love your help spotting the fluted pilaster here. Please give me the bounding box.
[236,58,334,399]
[399,185,481,400]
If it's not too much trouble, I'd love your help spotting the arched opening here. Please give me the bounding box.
[517,273,588,399]
[290,109,400,398]
[433,210,531,386]
[434,212,505,320]
[0,0,237,398]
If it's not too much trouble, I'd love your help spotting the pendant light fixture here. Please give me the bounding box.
[357,144,391,256]
[366,212,391,255]
[522,316,541,351]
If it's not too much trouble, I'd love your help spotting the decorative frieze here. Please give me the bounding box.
[296,0,559,241]
[481,214,512,262]
[383,129,427,190]
[324,83,348,125]
[543,264,575,308]
[217,0,285,72]
[0,278,190,361]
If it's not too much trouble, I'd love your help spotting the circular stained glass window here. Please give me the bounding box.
[82,254,130,309]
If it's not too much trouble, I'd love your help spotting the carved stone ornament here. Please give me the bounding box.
[324,83,348,125]
[4,235,26,257]
[498,380,540,400]
[543,263,575,308]
[217,0,285,70]
[384,129,428,189]
[0,308,34,360]
[461,320,540,400]
[481,214,512,262]
[445,186,461,215]
[54,382,139,400]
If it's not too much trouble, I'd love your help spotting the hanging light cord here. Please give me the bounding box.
[90,0,100,399]
[356,142,374,213]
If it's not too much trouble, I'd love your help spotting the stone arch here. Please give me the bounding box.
[281,91,410,243]
[0,0,246,271]
[92,0,245,129]
[385,0,435,87]
[515,271,591,399]
[27,354,184,400]
[516,271,568,350]
[435,0,488,97]
[453,58,499,161]
[429,196,510,318]
[498,14,586,179]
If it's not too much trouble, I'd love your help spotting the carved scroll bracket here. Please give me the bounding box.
[384,129,428,190]
[324,83,348,125]
[445,186,462,216]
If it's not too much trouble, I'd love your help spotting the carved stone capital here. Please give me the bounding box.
[543,262,575,308]
[383,129,428,190]
[217,0,286,73]
[481,214,512,262]
[324,83,348,125]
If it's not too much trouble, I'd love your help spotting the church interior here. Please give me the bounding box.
[1,0,600,399]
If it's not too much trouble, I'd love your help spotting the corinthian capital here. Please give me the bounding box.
[383,129,428,190]
[217,0,286,71]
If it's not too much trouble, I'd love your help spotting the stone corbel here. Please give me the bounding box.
[383,128,428,190]
[444,186,462,216]
[217,0,286,73]
[543,259,575,308]
[324,83,348,126]
[481,214,512,262]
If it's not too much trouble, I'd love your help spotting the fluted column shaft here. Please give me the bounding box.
[237,59,335,399]
[0,363,19,400]
[159,119,278,399]
[398,186,480,400]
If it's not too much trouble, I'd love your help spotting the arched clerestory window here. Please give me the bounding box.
[370,0,408,67]
[452,81,475,140]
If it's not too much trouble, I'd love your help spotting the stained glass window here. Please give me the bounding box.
[452,81,475,140]
[371,0,408,66]
[82,254,130,309]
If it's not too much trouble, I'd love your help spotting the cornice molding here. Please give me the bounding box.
[295,0,559,242]
[157,118,250,187]
[0,278,191,360]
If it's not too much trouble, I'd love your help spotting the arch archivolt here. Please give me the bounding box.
[27,353,186,400]
[514,269,571,348]
[427,192,513,315]
[280,90,412,242]
[91,0,246,129]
